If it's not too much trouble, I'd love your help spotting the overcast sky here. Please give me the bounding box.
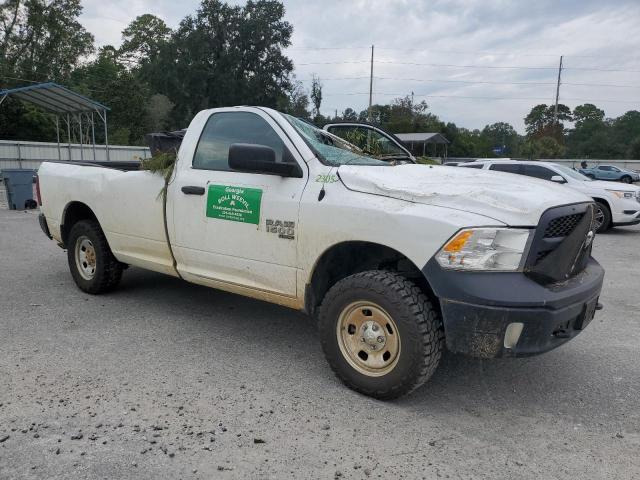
[80,0,640,132]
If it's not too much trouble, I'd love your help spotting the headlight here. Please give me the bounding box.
[607,190,635,199]
[436,228,532,271]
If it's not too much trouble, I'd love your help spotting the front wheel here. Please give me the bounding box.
[586,174,596,180]
[318,271,444,399]
[620,175,632,184]
[67,220,124,294]
[594,201,612,233]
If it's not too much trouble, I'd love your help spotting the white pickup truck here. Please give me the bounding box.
[37,107,604,399]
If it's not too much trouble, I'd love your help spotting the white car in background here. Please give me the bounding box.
[459,160,640,232]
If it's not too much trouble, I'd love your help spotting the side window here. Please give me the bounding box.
[489,163,521,174]
[461,163,483,169]
[193,112,285,171]
[598,166,611,171]
[522,165,556,181]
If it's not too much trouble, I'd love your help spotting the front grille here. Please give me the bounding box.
[525,203,595,284]
[544,213,584,238]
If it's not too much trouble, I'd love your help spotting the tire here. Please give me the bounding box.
[594,201,611,233]
[318,270,444,399]
[620,175,632,184]
[586,174,595,180]
[67,220,123,294]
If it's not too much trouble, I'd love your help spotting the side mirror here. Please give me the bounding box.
[550,175,566,184]
[228,143,302,178]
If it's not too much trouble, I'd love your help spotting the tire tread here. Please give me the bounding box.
[67,220,123,294]
[318,270,444,399]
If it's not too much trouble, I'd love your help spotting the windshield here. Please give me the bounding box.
[552,164,593,181]
[283,115,390,167]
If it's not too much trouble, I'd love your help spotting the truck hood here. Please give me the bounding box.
[338,164,591,226]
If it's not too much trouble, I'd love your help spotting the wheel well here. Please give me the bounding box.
[61,202,98,247]
[592,197,611,212]
[305,241,437,316]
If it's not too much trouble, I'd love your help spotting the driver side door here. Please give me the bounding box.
[170,110,307,299]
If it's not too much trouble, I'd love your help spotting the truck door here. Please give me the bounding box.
[169,110,307,298]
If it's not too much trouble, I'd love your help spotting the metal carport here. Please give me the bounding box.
[395,132,450,158]
[0,82,111,161]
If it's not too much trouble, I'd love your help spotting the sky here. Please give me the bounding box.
[79,0,640,132]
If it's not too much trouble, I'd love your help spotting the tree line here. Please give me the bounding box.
[315,98,640,159]
[1,0,639,159]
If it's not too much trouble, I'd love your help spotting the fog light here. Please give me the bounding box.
[504,323,524,349]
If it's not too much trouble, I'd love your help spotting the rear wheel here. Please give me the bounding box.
[318,270,444,399]
[621,175,632,184]
[594,201,611,233]
[67,220,123,294]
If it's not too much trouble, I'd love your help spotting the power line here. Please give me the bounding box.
[297,60,369,66]
[289,45,640,61]
[375,60,640,73]
[322,92,639,103]
[297,76,640,89]
[296,59,640,73]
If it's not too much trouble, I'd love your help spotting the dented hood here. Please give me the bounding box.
[338,164,591,226]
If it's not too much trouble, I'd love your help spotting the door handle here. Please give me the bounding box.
[181,186,205,195]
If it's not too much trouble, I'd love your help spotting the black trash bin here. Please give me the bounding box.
[0,169,36,210]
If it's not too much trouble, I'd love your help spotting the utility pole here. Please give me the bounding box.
[553,55,563,124]
[368,44,374,122]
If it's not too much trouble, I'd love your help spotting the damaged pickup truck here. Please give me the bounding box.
[37,107,604,399]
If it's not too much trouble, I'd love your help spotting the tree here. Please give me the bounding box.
[565,104,610,159]
[0,0,94,82]
[310,74,322,120]
[480,122,521,157]
[342,108,358,121]
[119,14,171,67]
[628,136,640,159]
[146,94,174,132]
[70,46,151,144]
[524,103,571,141]
[143,0,294,128]
[573,103,604,127]
[278,79,309,118]
[522,136,565,159]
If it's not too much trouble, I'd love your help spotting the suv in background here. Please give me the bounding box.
[460,160,640,232]
[579,164,640,184]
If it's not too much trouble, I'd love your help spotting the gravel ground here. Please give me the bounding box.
[0,208,639,480]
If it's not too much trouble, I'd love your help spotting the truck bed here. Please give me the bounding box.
[38,161,176,276]
[46,160,141,171]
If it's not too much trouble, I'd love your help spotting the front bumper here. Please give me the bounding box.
[612,209,640,227]
[423,257,605,358]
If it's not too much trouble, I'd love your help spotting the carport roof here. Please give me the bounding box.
[0,82,109,114]
[395,132,450,144]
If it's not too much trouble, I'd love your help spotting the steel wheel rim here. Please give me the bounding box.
[336,301,401,377]
[75,236,96,280]
[594,206,605,230]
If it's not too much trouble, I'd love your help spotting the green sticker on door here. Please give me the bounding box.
[206,185,262,224]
